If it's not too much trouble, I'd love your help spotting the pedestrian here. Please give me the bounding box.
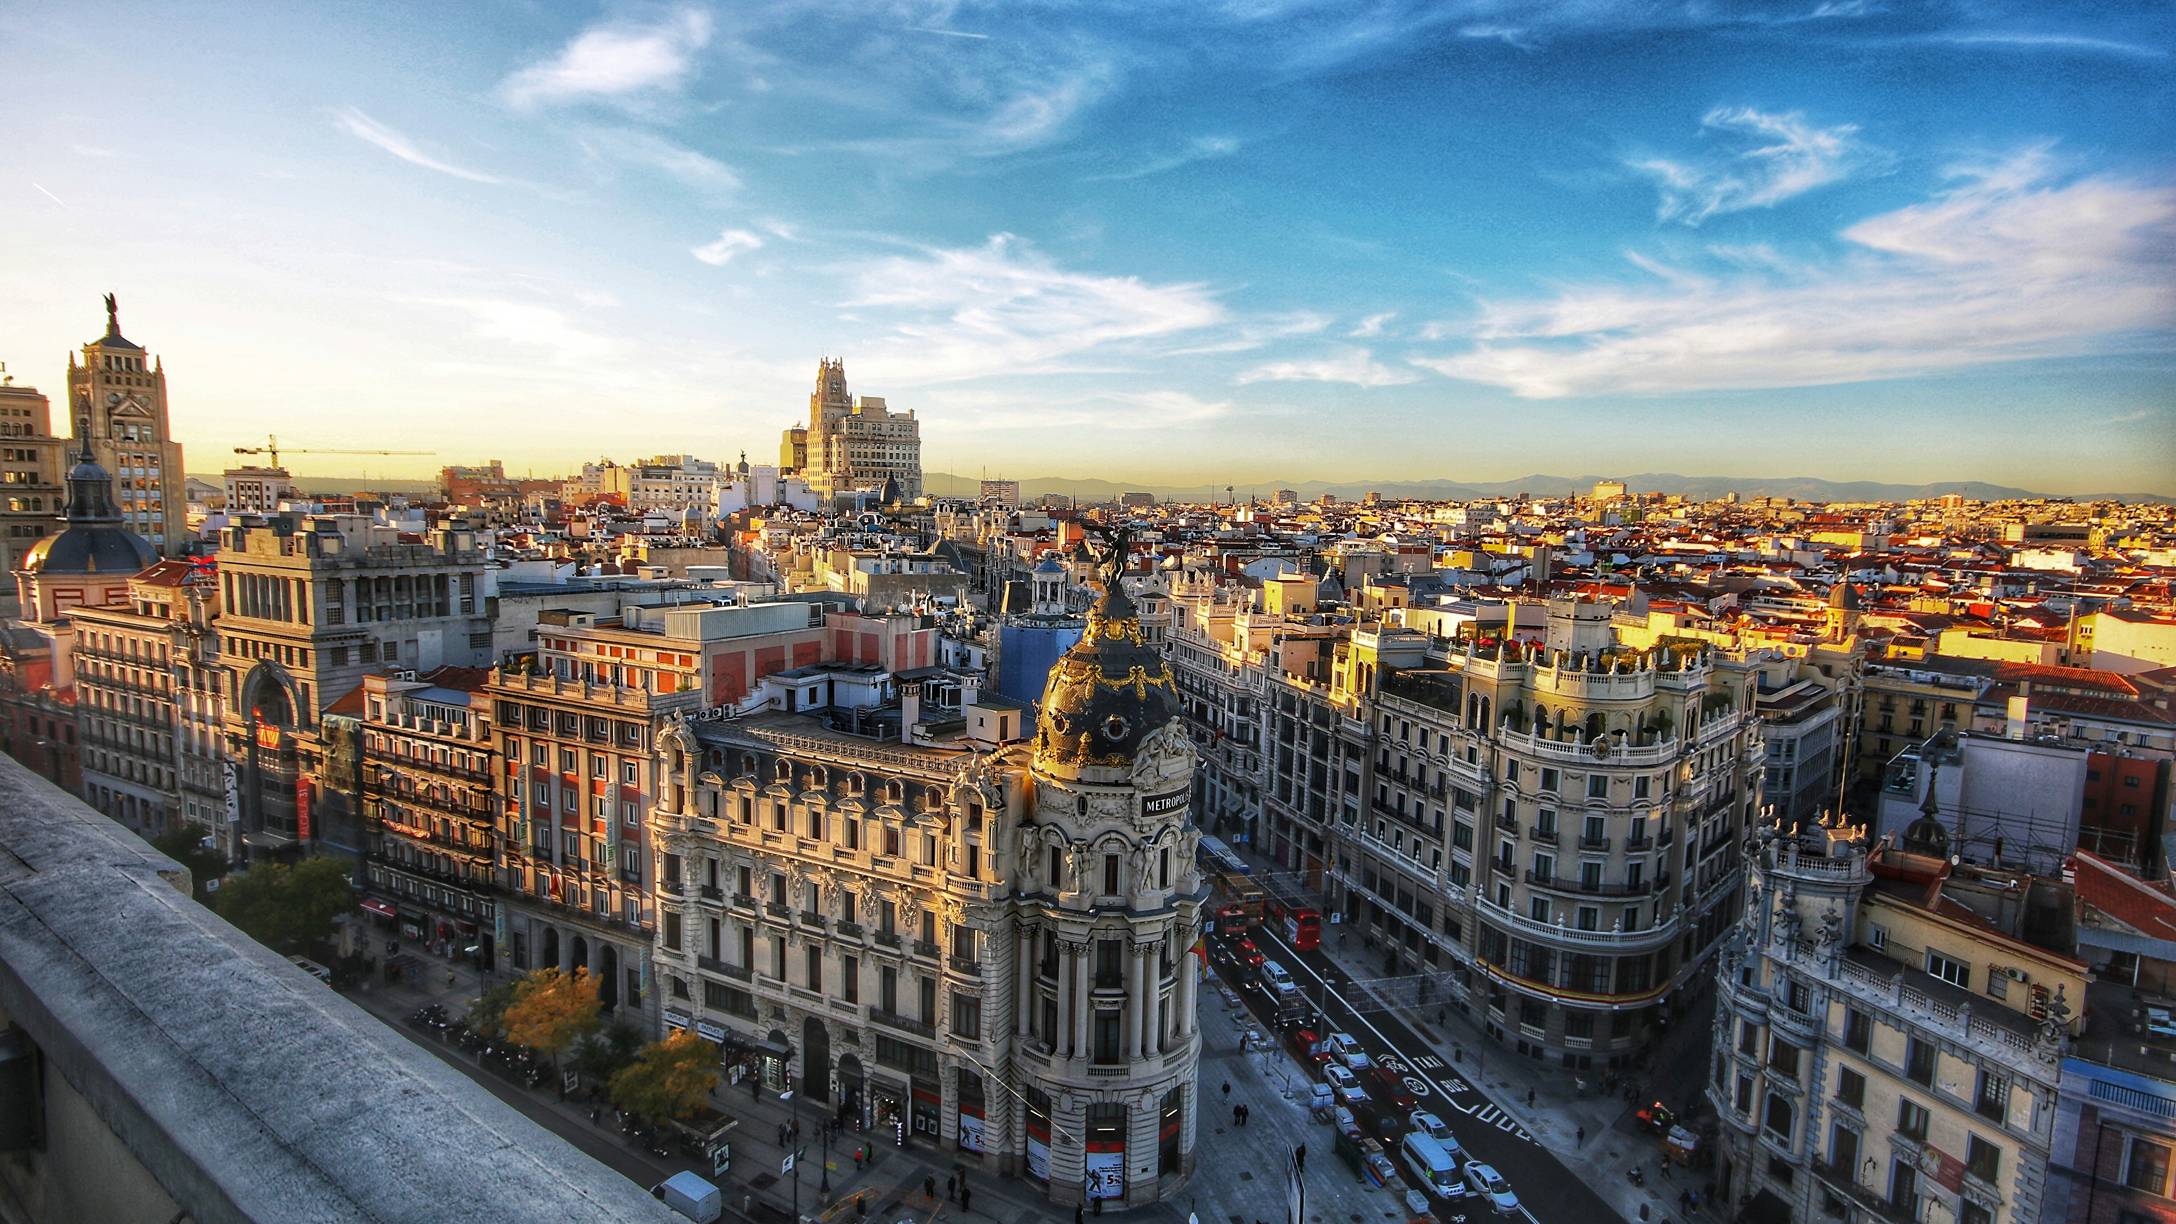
[961,1186,972,1214]
[1221,1080,1232,1101]
[1075,1203,1086,1224]
[925,1175,937,1202]
[1093,1196,1103,1217]
[947,1174,957,1201]
[1233,1103,1243,1127]
[1662,1160,1673,1181]
[1526,1088,1536,1107]
[856,1201,867,1222]
[1295,1143,1307,1171]
[1681,1191,1692,1213]
[1576,1125,1586,1144]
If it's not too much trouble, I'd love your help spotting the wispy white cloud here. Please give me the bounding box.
[1630,106,1874,225]
[1415,149,2176,398]
[1929,32,2168,59]
[421,297,626,364]
[1085,135,1241,182]
[574,127,740,194]
[333,107,503,184]
[1165,310,1329,356]
[501,8,713,110]
[32,182,68,209]
[1349,311,1396,338]
[692,228,764,265]
[1238,346,1420,387]
[842,233,1226,383]
[906,26,990,41]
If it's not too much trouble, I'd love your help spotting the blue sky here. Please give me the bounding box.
[3,0,2171,493]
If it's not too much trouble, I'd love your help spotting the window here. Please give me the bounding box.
[1770,1040,1801,1078]
[1867,924,1887,951]
[2126,1138,2172,1195]
[1763,1092,1795,1142]
[1838,1067,1866,1110]
[1965,1135,2000,1184]
[1976,1072,2008,1123]
[1540,768,1559,792]
[880,966,897,1013]
[953,992,982,1040]
[1587,775,1608,799]
[842,955,859,1004]
[1905,1037,1936,1087]
[1103,854,1120,896]
[1830,1124,1861,1175]
[805,945,823,991]
[1740,1021,1760,1056]
[1897,1098,1930,1141]
[1735,1074,1753,1114]
[1093,1010,1122,1063]
[1843,1008,1871,1054]
[1927,950,1970,990]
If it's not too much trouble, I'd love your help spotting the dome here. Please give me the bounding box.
[21,426,155,576]
[1829,581,1861,610]
[1033,553,1174,770]
[1900,763,1951,858]
[1032,554,1066,575]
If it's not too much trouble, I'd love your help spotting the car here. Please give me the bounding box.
[1322,1032,1372,1071]
[1323,1064,1368,1106]
[1368,1065,1418,1110]
[1214,903,1253,930]
[1408,1111,1452,1143]
[1288,1026,1332,1066]
[1233,937,1266,968]
[1463,1161,1520,1214]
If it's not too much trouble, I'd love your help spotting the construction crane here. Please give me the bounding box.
[232,434,434,468]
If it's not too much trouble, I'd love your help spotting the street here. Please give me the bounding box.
[1208,918,1626,1224]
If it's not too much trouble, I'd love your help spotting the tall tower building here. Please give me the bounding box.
[1016,543,1203,1204]
[66,295,186,555]
[787,359,922,504]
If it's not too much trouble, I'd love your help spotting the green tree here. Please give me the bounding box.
[568,1020,645,1084]
[213,856,355,953]
[610,1030,721,1124]
[467,979,520,1039]
[501,967,602,1062]
[151,825,229,902]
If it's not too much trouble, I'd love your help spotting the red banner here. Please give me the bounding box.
[295,777,313,841]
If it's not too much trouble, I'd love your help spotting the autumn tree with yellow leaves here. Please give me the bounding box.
[500,966,602,1063]
[610,1029,722,1124]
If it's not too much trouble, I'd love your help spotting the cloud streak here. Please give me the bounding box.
[1416,150,2176,398]
[334,107,502,184]
[501,9,713,110]
[1239,346,1419,387]
[843,233,1226,383]
[1631,106,1873,225]
[692,228,764,265]
[1085,135,1241,182]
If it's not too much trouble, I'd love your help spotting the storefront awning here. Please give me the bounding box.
[360,897,398,919]
[721,1032,795,1060]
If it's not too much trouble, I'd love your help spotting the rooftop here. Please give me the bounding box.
[0,754,681,1224]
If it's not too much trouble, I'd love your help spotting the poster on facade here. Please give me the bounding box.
[222,762,240,824]
[1086,1149,1124,1200]
[1026,1133,1050,1183]
[294,777,312,841]
[957,1110,985,1154]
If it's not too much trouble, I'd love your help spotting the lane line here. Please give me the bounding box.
[1249,928,1542,1224]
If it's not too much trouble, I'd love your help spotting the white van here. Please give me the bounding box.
[1400,1132,1466,1199]
[1258,959,1296,992]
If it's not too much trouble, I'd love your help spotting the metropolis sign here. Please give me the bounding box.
[1143,790,1188,817]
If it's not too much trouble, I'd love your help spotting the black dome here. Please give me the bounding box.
[21,424,155,576]
[1033,577,1175,769]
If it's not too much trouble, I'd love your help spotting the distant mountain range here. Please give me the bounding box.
[187,470,2171,505]
[927,471,2174,505]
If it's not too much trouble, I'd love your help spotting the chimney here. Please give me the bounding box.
[900,679,923,745]
[958,674,980,710]
[2006,694,2030,741]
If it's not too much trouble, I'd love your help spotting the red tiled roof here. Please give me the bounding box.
[132,558,198,587]
[2071,850,2176,943]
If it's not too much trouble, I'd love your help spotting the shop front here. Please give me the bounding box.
[1085,1103,1126,1201]
[956,1069,986,1156]
[871,1080,908,1148]
[910,1081,941,1143]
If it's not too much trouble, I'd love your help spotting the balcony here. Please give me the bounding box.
[949,955,982,975]
[799,913,826,932]
[1524,825,1560,845]
[1811,1159,1919,1224]
[1526,869,1658,897]
[837,919,864,938]
[1579,835,1612,851]
[730,893,755,911]
[699,884,724,902]
[911,939,941,960]
[764,901,790,918]
[1474,896,1679,951]
[1625,834,1653,852]
[874,931,902,949]
[868,1008,935,1038]
[659,879,685,897]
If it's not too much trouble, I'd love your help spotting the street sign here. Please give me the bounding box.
[782,1150,797,1176]
[563,1071,579,1094]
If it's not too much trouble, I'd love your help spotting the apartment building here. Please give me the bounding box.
[213,514,490,862]
[649,566,1204,1205]
[0,377,69,591]
[1712,816,2087,1224]
[72,559,221,838]
[359,668,499,961]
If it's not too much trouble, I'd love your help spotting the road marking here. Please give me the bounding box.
[1411,1054,1445,1070]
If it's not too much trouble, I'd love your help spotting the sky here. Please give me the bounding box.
[2,0,2172,494]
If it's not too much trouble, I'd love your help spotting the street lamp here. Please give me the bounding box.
[781,1074,802,1222]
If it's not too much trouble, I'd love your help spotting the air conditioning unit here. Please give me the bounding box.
[2002,966,2028,982]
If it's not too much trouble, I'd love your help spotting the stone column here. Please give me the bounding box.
[1015,922,1035,1037]
[1131,945,1148,1058]
[1054,941,1075,1055]
[1072,941,1091,1058]
[1128,945,1149,1059]
[1176,941,1196,1035]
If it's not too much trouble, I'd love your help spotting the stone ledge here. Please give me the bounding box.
[0,755,681,1224]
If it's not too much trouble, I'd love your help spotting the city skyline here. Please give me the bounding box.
[4,1,2172,493]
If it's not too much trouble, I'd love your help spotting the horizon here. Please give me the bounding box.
[6,2,2172,493]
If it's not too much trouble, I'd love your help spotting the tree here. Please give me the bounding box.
[569,1020,645,1084]
[213,856,355,953]
[467,979,520,1039]
[151,825,229,902]
[501,967,602,1061]
[610,1030,721,1124]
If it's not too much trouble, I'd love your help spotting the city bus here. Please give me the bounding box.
[1283,907,1323,951]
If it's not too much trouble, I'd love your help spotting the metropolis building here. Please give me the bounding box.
[649,552,1204,1204]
